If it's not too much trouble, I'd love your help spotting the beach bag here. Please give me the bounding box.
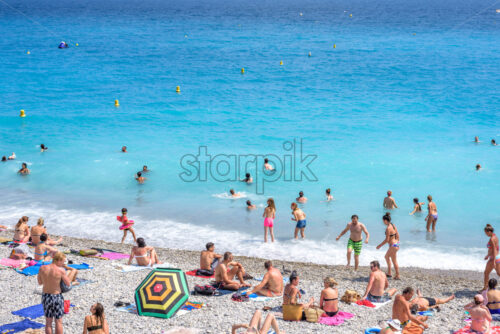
[304,306,325,323]
[402,322,424,334]
[194,285,217,296]
[341,290,361,304]
[231,292,249,302]
[79,249,98,256]
[283,304,303,321]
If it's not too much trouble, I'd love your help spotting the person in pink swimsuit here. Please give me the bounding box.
[263,198,276,243]
[483,224,500,291]
[118,208,137,244]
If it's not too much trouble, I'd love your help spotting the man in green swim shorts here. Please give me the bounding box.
[336,215,370,270]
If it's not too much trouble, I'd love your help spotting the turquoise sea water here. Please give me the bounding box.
[0,0,499,270]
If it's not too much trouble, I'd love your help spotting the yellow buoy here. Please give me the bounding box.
[20,109,26,117]
[27,51,30,54]
[176,86,181,93]
[114,99,120,107]
[241,68,245,74]
[308,52,311,57]
[333,44,336,48]
[349,14,353,17]
[280,60,283,66]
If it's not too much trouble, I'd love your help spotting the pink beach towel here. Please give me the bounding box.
[100,252,130,260]
[454,325,500,334]
[0,258,31,268]
[319,311,355,326]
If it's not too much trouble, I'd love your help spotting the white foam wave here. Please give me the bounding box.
[0,204,485,272]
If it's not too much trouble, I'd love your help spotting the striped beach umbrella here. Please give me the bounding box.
[134,268,189,318]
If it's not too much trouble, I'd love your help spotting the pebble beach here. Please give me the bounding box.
[0,229,488,334]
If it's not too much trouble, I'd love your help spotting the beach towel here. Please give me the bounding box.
[242,292,280,303]
[186,269,214,279]
[215,286,249,296]
[100,252,129,260]
[318,311,355,326]
[454,325,500,334]
[112,263,174,273]
[0,258,30,268]
[75,278,95,287]
[18,262,92,276]
[176,302,205,317]
[0,237,13,244]
[418,310,434,316]
[0,319,44,333]
[356,299,392,309]
[115,304,137,314]
[12,304,75,319]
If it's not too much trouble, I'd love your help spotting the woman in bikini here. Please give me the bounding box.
[483,224,500,291]
[484,279,500,317]
[320,277,339,317]
[34,234,58,261]
[283,271,314,320]
[425,195,438,232]
[409,198,425,215]
[13,216,30,243]
[83,303,109,334]
[376,213,400,279]
[263,198,276,243]
[128,238,161,267]
[31,218,62,246]
[464,294,492,334]
[118,208,137,244]
[231,309,284,334]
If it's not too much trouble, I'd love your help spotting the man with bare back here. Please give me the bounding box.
[336,215,370,270]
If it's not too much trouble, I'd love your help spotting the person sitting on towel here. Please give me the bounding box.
[34,234,59,261]
[464,294,492,334]
[127,237,161,267]
[214,252,251,291]
[198,242,222,276]
[283,270,314,320]
[248,261,283,297]
[362,260,397,303]
[231,309,284,334]
[484,278,500,316]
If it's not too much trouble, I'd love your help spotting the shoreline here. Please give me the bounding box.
[0,229,487,333]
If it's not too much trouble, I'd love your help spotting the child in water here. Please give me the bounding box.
[118,208,137,244]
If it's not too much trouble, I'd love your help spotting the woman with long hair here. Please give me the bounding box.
[263,198,276,243]
[483,224,500,291]
[83,303,109,334]
[13,216,30,243]
[376,213,400,279]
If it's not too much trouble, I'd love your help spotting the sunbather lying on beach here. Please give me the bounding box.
[231,309,285,334]
[128,238,161,267]
[392,287,428,330]
[31,218,62,246]
[215,252,251,291]
[410,288,455,313]
[248,261,283,297]
[283,271,314,319]
[464,294,492,334]
[320,277,339,317]
[34,234,59,261]
[362,261,397,302]
[199,242,222,276]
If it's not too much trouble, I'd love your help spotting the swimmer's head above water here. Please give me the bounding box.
[326,188,331,195]
[137,171,142,177]
[121,146,127,152]
[298,191,304,198]
[230,189,235,195]
[143,165,148,171]
[387,190,392,196]
[1,156,6,161]
[476,164,481,170]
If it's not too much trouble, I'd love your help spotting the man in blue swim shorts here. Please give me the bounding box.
[291,202,307,239]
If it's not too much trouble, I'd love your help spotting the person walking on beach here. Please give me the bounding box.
[483,224,500,291]
[425,195,438,232]
[83,303,109,334]
[291,203,306,239]
[296,191,307,203]
[376,213,400,279]
[383,191,397,209]
[118,208,136,244]
[37,252,71,334]
[263,198,276,242]
[336,215,370,270]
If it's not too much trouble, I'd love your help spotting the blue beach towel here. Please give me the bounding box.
[12,303,76,319]
[0,319,44,333]
[18,262,92,276]
[217,286,249,296]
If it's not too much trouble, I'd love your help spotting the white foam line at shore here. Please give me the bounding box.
[0,204,486,271]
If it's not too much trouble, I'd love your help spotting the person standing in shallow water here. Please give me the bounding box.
[263,198,276,243]
[383,190,398,209]
[376,213,400,279]
[336,215,370,270]
[291,202,306,239]
[409,198,425,215]
[483,224,500,291]
[425,195,438,232]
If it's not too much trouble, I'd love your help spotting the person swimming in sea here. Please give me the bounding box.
[40,144,48,152]
[118,208,137,244]
[291,202,306,239]
[142,165,149,173]
[263,198,276,242]
[246,200,256,210]
[242,173,253,184]
[296,191,307,203]
[264,158,274,171]
[325,188,333,201]
[230,189,241,198]
[135,172,146,183]
[8,152,16,160]
[409,198,425,215]
[121,146,127,153]
[18,162,30,175]
[492,139,498,146]
[1,156,6,162]
[476,164,482,171]
[425,195,438,232]
[475,136,480,143]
